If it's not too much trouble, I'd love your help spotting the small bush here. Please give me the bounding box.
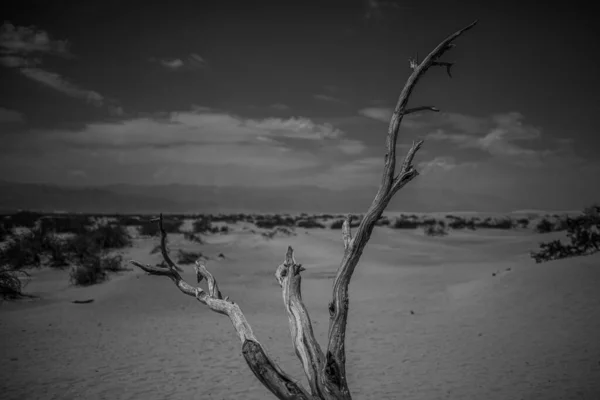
[531,206,600,263]
[177,249,204,265]
[0,232,43,270]
[6,211,41,228]
[424,224,448,237]
[296,219,325,229]
[392,218,419,229]
[0,267,31,299]
[330,220,344,229]
[193,218,219,234]
[101,254,127,272]
[70,255,107,286]
[534,218,554,233]
[183,232,203,243]
[39,215,93,234]
[139,219,182,236]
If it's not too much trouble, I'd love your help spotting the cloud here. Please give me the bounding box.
[155,53,207,71]
[0,108,367,186]
[417,156,478,175]
[246,117,343,140]
[270,103,290,110]
[358,106,392,122]
[0,107,24,123]
[0,22,70,56]
[424,112,549,166]
[314,94,343,103]
[0,21,116,111]
[20,68,104,106]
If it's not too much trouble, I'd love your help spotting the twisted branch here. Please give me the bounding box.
[323,20,478,397]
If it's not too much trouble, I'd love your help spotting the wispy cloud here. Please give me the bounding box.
[269,103,290,111]
[153,53,207,71]
[0,21,115,110]
[0,107,24,123]
[0,108,366,186]
[314,93,343,103]
[358,106,392,122]
[20,68,104,106]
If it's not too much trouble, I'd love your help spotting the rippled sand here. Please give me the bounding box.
[2,225,600,399]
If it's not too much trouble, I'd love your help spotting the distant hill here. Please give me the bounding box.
[0,180,522,214]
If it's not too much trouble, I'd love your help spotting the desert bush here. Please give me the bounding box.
[183,232,203,243]
[45,236,70,268]
[70,256,106,286]
[0,232,43,270]
[296,219,325,229]
[476,217,514,229]
[193,218,220,234]
[392,218,419,229]
[534,218,554,233]
[531,207,600,263]
[90,224,131,250]
[117,216,145,226]
[0,267,31,299]
[516,217,530,228]
[330,220,344,229]
[177,249,204,265]
[6,210,41,228]
[39,215,93,234]
[100,254,127,272]
[375,216,390,226]
[448,217,476,230]
[0,221,13,241]
[139,218,182,236]
[424,223,448,237]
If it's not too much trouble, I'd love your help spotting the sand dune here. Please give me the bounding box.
[1,226,600,399]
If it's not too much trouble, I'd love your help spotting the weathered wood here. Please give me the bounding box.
[130,20,478,399]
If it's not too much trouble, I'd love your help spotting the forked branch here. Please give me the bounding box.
[323,20,478,397]
[130,216,313,400]
[130,20,478,400]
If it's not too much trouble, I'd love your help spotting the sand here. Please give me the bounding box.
[1,224,600,399]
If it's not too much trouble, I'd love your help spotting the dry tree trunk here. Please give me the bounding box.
[131,20,478,400]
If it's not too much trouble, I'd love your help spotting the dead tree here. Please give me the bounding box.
[130,20,478,400]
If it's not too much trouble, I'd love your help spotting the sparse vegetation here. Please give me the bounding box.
[531,205,600,263]
[139,218,182,236]
[177,249,204,265]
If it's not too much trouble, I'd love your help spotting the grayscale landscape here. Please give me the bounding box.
[1,1,599,399]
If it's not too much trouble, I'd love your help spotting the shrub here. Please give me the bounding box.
[476,217,514,229]
[177,249,204,265]
[69,255,107,286]
[101,254,127,272]
[39,215,93,234]
[330,220,344,229]
[6,210,41,228]
[0,267,31,299]
[534,218,554,233]
[139,219,182,236]
[296,219,325,229]
[448,217,476,230]
[92,224,131,250]
[424,224,448,237]
[375,217,390,226]
[183,232,203,243]
[0,232,43,270]
[531,207,600,263]
[392,218,419,229]
[193,218,219,234]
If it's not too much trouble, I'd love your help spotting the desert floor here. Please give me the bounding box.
[1,224,600,399]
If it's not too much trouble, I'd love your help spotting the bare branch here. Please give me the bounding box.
[323,20,478,396]
[402,106,439,116]
[154,214,183,272]
[341,215,352,251]
[131,250,311,399]
[275,247,325,398]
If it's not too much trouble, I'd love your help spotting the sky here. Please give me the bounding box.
[1,0,599,212]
